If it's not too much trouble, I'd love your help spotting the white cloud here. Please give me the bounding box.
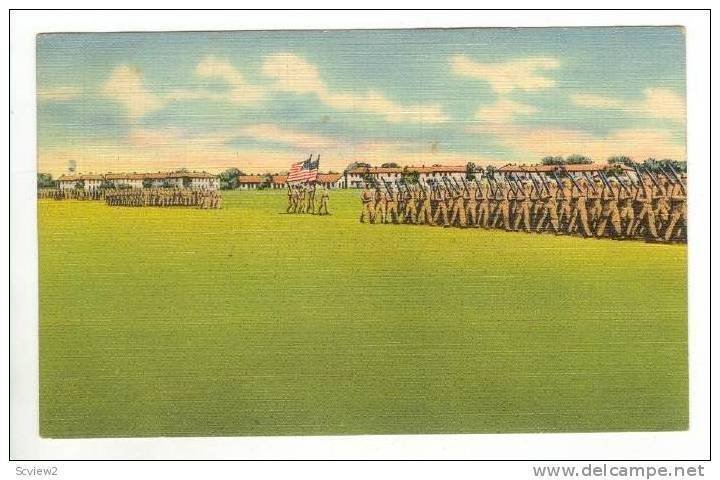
[469,123,685,162]
[38,86,83,102]
[101,65,164,117]
[450,55,560,93]
[262,53,449,124]
[102,59,267,117]
[570,88,686,123]
[195,56,266,105]
[475,98,537,124]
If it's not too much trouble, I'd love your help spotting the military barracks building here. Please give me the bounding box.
[235,173,343,189]
[341,165,468,188]
[57,171,219,191]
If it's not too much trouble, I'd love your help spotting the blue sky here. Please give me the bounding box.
[37,27,686,175]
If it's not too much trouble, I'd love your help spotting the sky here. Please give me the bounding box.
[36,27,686,176]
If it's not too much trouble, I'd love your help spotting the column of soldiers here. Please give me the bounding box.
[286,183,330,215]
[104,188,222,209]
[38,188,105,200]
[359,169,687,243]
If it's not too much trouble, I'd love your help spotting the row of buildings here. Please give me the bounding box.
[59,164,609,191]
[55,165,473,191]
[57,171,220,191]
[237,165,470,189]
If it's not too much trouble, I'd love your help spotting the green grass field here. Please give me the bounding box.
[38,190,688,437]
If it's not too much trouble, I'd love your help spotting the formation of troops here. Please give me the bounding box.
[286,184,331,215]
[38,188,105,200]
[359,168,687,243]
[104,188,222,208]
[38,187,222,208]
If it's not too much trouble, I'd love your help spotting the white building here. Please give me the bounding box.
[342,165,469,188]
[104,173,145,189]
[57,174,104,191]
[103,171,219,190]
[236,175,265,190]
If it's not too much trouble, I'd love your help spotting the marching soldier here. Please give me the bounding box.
[317,185,330,215]
[359,184,375,223]
[374,186,387,223]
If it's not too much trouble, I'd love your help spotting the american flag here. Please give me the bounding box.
[287,156,320,183]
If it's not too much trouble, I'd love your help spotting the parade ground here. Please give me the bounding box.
[38,190,688,437]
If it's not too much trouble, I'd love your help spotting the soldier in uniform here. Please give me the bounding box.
[663,175,687,242]
[449,182,467,228]
[567,177,593,237]
[374,186,387,223]
[416,183,433,225]
[286,186,295,213]
[595,178,623,238]
[513,180,533,233]
[306,183,316,214]
[476,180,490,228]
[618,179,636,238]
[536,180,560,234]
[432,184,450,227]
[385,185,399,224]
[359,184,375,223]
[632,176,659,240]
[317,185,330,215]
[297,186,307,214]
[655,177,672,233]
[465,182,478,227]
[403,184,418,224]
[557,179,573,230]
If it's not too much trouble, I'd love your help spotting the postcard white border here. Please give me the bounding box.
[7,8,711,465]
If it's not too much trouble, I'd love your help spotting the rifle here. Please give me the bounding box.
[460,176,471,195]
[382,178,392,195]
[565,171,582,193]
[500,174,515,196]
[598,170,614,191]
[538,173,552,197]
[664,164,686,195]
[442,175,457,194]
[611,171,631,195]
[643,165,661,188]
[417,179,428,196]
[551,170,563,189]
[473,176,485,200]
[581,172,598,196]
[528,173,542,197]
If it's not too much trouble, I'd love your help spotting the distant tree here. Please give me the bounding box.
[99,180,116,190]
[401,166,420,185]
[259,174,273,190]
[161,180,174,188]
[541,156,565,165]
[485,165,497,179]
[219,168,245,190]
[465,162,477,181]
[74,180,85,190]
[142,179,154,189]
[565,154,593,165]
[381,162,399,168]
[182,177,192,188]
[607,155,635,167]
[361,172,379,188]
[346,161,370,172]
[37,173,56,188]
[659,159,687,173]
